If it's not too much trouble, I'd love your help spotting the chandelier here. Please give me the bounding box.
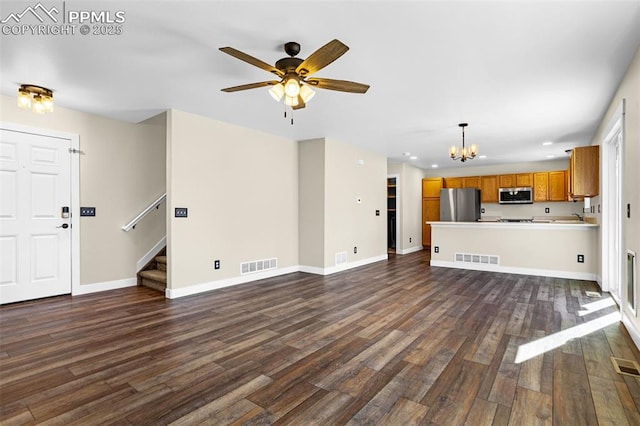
[449,122,478,162]
[17,84,54,114]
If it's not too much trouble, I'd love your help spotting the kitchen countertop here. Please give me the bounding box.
[428,220,599,229]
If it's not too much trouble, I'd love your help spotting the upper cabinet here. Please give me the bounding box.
[533,172,549,202]
[569,146,599,198]
[444,177,463,188]
[534,171,567,202]
[480,175,498,203]
[462,176,481,189]
[499,173,533,188]
[422,177,444,198]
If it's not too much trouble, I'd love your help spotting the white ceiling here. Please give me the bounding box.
[1,1,639,170]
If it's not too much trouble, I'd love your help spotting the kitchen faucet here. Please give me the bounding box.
[573,213,583,221]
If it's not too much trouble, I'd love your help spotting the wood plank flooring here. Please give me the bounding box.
[2,250,640,425]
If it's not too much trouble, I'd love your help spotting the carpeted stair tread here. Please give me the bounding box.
[139,269,167,283]
[155,256,167,264]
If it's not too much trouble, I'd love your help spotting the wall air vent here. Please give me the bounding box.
[455,252,499,265]
[240,258,277,275]
[335,251,348,266]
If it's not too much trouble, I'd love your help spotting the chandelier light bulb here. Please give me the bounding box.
[284,77,300,97]
[269,83,285,102]
[299,84,315,103]
[17,88,31,109]
[32,95,45,114]
[284,95,299,107]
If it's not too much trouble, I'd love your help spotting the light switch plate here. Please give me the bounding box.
[80,207,96,216]
[175,207,188,218]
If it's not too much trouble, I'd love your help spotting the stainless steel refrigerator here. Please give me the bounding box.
[440,188,481,222]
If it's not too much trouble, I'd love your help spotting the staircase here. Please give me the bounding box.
[138,250,167,293]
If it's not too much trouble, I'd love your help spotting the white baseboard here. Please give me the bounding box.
[137,236,167,272]
[622,312,640,351]
[168,255,389,299]
[73,277,137,295]
[299,254,388,276]
[397,246,424,255]
[429,260,598,281]
[166,266,299,299]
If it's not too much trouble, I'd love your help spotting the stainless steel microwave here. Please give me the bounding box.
[499,187,533,204]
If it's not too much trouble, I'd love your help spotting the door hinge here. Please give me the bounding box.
[68,148,85,154]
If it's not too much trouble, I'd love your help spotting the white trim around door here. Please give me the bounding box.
[0,122,80,299]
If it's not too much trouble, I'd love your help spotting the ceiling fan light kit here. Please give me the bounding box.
[219,39,369,121]
[450,123,478,163]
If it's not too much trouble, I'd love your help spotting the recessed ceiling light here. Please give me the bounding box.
[402,152,411,156]
[542,141,553,146]
[431,164,439,168]
[479,155,487,159]
[410,156,418,160]
[546,154,555,158]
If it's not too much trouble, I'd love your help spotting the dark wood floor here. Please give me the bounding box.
[2,250,640,425]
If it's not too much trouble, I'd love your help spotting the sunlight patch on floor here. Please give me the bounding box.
[515,312,620,364]
[578,297,616,316]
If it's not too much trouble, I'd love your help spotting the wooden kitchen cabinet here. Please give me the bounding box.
[499,173,533,188]
[422,198,440,247]
[516,173,533,187]
[422,177,444,198]
[480,175,498,203]
[569,146,599,198]
[422,178,443,247]
[462,176,481,189]
[444,177,463,188]
[548,170,566,201]
[533,172,549,201]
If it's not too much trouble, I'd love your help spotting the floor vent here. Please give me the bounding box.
[454,252,499,265]
[335,251,348,266]
[240,258,277,275]
[611,357,640,377]
[585,291,601,298]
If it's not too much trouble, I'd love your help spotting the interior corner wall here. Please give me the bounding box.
[166,109,298,293]
[399,163,426,253]
[590,45,640,344]
[298,138,325,268]
[0,95,166,287]
[324,138,387,268]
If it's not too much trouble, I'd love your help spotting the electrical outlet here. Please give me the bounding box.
[628,203,631,218]
[434,246,439,253]
[375,209,380,216]
[409,237,412,243]
[80,207,96,216]
[545,207,550,214]
[353,246,357,254]
[175,207,188,218]
[481,208,485,214]
[214,260,220,269]
[577,254,584,263]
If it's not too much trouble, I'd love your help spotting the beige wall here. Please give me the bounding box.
[0,95,166,286]
[388,161,426,253]
[431,224,598,278]
[590,45,640,338]
[424,159,570,178]
[298,139,325,268]
[298,138,387,270]
[324,138,387,267]
[166,110,299,290]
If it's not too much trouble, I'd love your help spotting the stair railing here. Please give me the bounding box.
[122,193,166,232]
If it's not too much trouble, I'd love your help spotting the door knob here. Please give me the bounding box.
[56,223,69,229]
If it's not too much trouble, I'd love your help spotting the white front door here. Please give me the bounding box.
[0,129,72,304]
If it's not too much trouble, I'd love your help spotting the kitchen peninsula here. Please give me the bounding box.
[428,220,598,280]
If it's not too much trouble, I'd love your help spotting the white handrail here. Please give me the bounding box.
[122,193,166,232]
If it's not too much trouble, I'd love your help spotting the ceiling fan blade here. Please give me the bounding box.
[219,47,283,77]
[221,81,279,92]
[296,39,349,77]
[292,95,306,110]
[306,78,369,94]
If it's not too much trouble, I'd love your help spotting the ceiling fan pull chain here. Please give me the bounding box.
[290,107,294,125]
